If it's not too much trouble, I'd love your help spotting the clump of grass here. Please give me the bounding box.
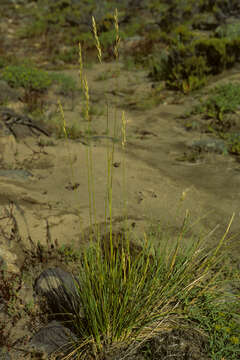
[57,210,238,360]
[53,9,239,360]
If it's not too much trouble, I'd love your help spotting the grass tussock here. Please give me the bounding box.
[52,8,240,360]
[57,212,238,360]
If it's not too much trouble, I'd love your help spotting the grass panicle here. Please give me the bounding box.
[92,16,102,64]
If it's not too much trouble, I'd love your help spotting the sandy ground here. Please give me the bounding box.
[1,61,240,271]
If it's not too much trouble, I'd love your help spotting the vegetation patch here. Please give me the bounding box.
[185,292,240,358]
[183,82,240,155]
[193,82,240,121]
[1,63,52,111]
[149,35,240,93]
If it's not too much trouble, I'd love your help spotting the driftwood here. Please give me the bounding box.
[0,107,50,138]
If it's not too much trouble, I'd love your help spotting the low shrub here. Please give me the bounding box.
[149,36,240,93]
[1,63,52,111]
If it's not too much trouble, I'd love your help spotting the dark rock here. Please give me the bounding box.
[30,267,84,358]
[29,320,78,359]
[33,267,83,321]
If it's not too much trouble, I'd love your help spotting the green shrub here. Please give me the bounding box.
[185,293,240,359]
[58,46,79,64]
[222,132,240,156]
[124,21,142,37]
[97,12,115,33]
[1,63,52,111]
[99,29,119,51]
[149,36,240,93]
[148,0,196,32]
[215,21,240,40]
[226,38,240,64]
[194,83,240,121]
[17,18,48,39]
[51,73,79,95]
[71,32,95,50]
[0,56,7,69]
[171,24,196,44]
[194,37,234,74]
[149,42,209,93]
[1,64,52,92]
[50,72,81,110]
